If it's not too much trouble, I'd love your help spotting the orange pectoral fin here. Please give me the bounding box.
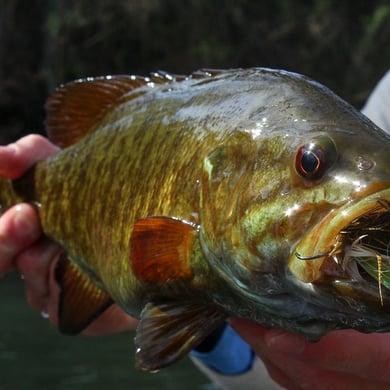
[130,216,197,284]
[55,252,113,334]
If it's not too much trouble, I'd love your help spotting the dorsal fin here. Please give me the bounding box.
[149,69,222,84]
[45,75,151,148]
[191,68,223,79]
[46,69,224,148]
[149,71,188,84]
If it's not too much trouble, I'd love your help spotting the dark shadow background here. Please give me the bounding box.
[1,0,390,144]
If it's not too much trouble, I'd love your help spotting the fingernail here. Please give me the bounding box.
[265,330,306,355]
[14,205,37,238]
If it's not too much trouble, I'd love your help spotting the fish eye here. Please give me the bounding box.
[295,136,337,180]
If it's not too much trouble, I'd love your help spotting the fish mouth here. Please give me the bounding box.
[289,188,390,305]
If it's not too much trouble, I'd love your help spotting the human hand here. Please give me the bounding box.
[0,135,138,335]
[230,318,390,389]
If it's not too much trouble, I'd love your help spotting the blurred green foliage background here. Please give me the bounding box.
[0,0,389,143]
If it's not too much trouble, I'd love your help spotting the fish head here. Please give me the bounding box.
[200,70,390,335]
[288,124,390,308]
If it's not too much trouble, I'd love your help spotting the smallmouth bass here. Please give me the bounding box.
[1,68,390,371]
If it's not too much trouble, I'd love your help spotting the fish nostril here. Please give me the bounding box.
[356,156,375,171]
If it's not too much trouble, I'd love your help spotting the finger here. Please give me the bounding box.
[16,238,62,311]
[229,319,299,389]
[292,330,390,384]
[83,305,139,336]
[0,134,59,179]
[260,356,300,390]
[236,318,390,386]
[228,318,271,348]
[0,204,42,275]
[263,350,387,390]
[231,320,388,389]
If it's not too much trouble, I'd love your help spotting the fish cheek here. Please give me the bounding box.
[200,132,255,258]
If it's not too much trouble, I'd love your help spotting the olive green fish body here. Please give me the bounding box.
[27,72,275,311]
[3,68,390,371]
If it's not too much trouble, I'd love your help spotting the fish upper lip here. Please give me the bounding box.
[288,187,390,284]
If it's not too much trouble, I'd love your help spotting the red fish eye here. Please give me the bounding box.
[295,143,325,179]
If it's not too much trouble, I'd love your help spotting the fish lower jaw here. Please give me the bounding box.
[288,188,390,305]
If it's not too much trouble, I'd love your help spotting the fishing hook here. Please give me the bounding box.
[295,252,329,261]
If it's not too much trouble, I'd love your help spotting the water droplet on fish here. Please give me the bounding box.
[40,311,50,319]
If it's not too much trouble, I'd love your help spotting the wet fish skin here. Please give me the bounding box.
[1,68,390,371]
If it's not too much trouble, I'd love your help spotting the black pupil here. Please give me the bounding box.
[301,151,319,173]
